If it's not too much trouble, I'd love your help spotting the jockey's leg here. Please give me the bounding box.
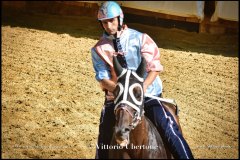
[95,100,115,159]
[144,97,194,159]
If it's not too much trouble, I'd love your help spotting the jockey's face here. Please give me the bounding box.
[101,17,118,35]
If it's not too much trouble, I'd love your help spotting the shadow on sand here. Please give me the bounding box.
[2,10,238,57]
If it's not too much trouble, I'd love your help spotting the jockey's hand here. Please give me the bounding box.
[106,91,115,101]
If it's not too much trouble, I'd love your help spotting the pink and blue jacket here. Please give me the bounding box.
[91,25,163,96]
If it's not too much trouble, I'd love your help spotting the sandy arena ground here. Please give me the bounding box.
[2,11,239,159]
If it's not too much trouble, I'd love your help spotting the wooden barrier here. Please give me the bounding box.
[2,1,98,17]
[2,1,238,34]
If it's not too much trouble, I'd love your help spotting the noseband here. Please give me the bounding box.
[114,104,142,130]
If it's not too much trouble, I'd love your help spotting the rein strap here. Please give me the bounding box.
[144,93,177,106]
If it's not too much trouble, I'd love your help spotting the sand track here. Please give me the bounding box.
[2,12,238,158]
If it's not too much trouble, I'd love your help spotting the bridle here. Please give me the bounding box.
[114,68,145,130]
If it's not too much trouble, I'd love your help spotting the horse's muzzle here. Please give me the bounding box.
[115,127,130,146]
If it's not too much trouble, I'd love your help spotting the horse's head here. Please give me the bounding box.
[112,56,146,147]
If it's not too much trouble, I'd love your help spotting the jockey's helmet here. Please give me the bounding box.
[97,1,124,30]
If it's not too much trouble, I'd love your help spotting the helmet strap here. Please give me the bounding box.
[117,16,122,31]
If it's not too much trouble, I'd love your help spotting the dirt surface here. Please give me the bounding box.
[2,11,239,159]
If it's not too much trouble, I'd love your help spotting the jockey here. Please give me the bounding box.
[91,1,194,159]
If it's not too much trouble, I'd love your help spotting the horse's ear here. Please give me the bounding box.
[113,56,123,76]
[136,56,146,78]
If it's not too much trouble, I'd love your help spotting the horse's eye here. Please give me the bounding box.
[113,85,120,97]
[133,87,142,101]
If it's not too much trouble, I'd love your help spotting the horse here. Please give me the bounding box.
[108,56,173,159]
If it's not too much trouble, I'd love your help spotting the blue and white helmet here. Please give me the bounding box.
[97,1,124,26]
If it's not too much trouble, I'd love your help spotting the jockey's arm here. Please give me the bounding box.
[99,78,117,92]
[143,71,160,93]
